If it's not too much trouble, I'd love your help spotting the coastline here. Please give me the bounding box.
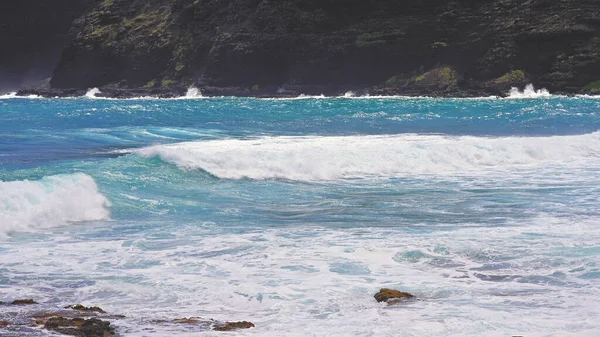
[13,83,600,99]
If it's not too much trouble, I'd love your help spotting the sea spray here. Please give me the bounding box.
[508,84,551,98]
[85,88,102,98]
[185,87,203,98]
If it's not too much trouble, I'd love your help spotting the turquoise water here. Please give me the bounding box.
[1,93,600,336]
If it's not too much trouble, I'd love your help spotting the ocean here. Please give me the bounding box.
[1,88,599,336]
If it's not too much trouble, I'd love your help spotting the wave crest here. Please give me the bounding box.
[508,84,551,99]
[0,173,111,236]
[137,133,600,181]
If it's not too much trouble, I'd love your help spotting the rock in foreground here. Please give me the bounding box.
[44,317,115,337]
[214,321,256,331]
[65,304,106,314]
[374,288,415,303]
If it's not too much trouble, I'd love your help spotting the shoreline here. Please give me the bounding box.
[11,84,599,100]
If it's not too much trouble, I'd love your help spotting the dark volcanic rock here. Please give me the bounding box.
[213,321,255,331]
[11,299,38,305]
[65,304,106,314]
[42,0,600,96]
[374,288,415,303]
[16,88,87,98]
[2,0,599,96]
[0,0,100,92]
[44,317,115,337]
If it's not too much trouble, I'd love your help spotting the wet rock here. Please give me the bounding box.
[44,317,115,337]
[374,288,414,303]
[173,317,205,324]
[65,304,106,314]
[213,321,255,331]
[11,299,38,305]
[0,321,9,326]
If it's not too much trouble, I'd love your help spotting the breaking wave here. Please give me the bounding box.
[85,87,102,98]
[507,84,552,99]
[137,132,600,181]
[0,92,17,99]
[0,173,111,236]
[184,87,203,98]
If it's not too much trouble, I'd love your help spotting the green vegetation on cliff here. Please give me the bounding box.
[414,66,458,87]
[584,81,600,90]
[493,70,527,84]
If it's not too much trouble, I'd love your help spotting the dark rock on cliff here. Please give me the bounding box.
[46,0,600,95]
[3,0,599,95]
[0,0,100,93]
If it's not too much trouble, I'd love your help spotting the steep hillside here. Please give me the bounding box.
[0,0,99,92]
[13,0,600,95]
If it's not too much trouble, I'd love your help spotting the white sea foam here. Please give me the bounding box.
[0,92,41,99]
[137,132,600,180]
[0,173,111,236]
[507,84,552,99]
[3,216,598,336]
[184,87,203,98]
[0,92,17,99]
[85,87,102,98]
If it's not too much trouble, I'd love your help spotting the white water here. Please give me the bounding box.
[85,87,102,98]
[0,173,111,236]
[138,132,600,180]
[0,92,17,99]
[507,84,552,99]
[184,87,203,98]
[3,216,599,336]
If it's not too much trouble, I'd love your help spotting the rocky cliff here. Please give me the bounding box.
[0,0,99,93]
[10,0,600,96]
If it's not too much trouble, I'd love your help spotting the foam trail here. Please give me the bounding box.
[0,173,111,236]
[85,88,102,98]
[507,84,551,98]
[138,132,600,180]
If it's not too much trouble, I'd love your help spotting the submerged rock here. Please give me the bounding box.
[213,321,255,331]
[44,317,115,337]
[65,304,106,314]
[374,288,415,303]
[173,317,208,324]
[11,299,38,305]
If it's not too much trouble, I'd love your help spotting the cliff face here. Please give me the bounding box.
[0,0,99,92]
[35,0,600,94]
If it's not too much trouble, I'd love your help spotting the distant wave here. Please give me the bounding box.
[0,173,111,236]
[85,87,102,98]
[507,84,552,99]
[0,92,41,99]
[0,92,17,99]
[83,87,204,100]
[1,84,563,101]
[137,132,600,181]
[184,87,203,98]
